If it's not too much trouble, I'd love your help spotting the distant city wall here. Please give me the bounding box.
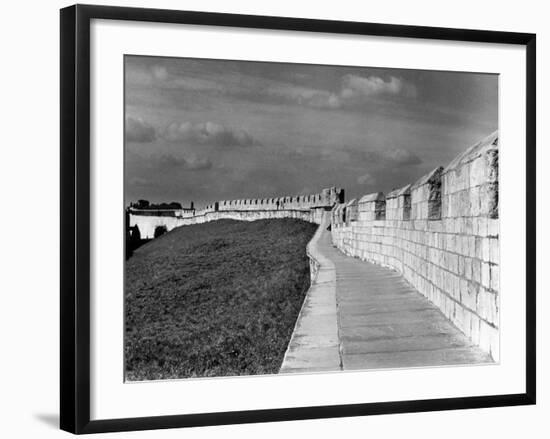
[128,187,344,239]
[331,131,499,360]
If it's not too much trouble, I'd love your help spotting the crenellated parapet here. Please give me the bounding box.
[129,186,345,239]
[331,131,500,360]
[442,132,499,220]
[215,186,344,212]
[386,184,411,221]
[344,199,358,226]
[411,166,444,220]
[358,192,386,221]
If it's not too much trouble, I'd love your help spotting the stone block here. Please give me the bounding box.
[461,235,472,256]
[458,256,465,276]
[460,308,473,338]
[462,281,478,310]
[489,238,499,264]
[448,253,459,274]
[465,236,473,258]
[470,155,489,187]
[477,288,497,325]
[480,182,499,219]
[481,262,491,290]
[465,217,475,234]
[464,257,473,280]
[443,295,453,320]
[444,234,452,252]
[470,314,481,345]
[487,219,499,237]
[459,278,468,299]
[441,194,451,218]
[427,220,443,232]
[476,217,488,237]
[471,259,481,284]
[481,238,491,262]
[475,237,483,260]
[490,264,500,292]
[469,187,481,217]
[453,304,465,330]
[479,320,499,361]
[486,148,499,184]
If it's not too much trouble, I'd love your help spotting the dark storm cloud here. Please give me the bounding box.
[125,116,156,143]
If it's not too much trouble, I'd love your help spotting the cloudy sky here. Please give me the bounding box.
[125,55,497,207]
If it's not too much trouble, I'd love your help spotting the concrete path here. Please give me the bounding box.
[280,214,341,373]
[280,221,492,373]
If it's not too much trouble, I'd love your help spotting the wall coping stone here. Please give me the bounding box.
[443,130,498,174]
[387,184,411,199]
[359,192,385,204]
[411,166,444,189]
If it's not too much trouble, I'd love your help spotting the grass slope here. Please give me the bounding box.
[125,218,317,381]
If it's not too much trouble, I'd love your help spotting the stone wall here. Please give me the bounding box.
[331,131,499,360]
[129,187,344,239]
[216,186,344,212]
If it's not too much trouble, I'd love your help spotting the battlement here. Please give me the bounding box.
[331,131,499,360]
[128,186,345,239]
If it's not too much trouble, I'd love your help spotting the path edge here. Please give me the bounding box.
[279,212,342,373]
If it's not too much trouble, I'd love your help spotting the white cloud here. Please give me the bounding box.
[342,74,404,98]
[383,148,422,166]
[155,153,213,171]
[151,65,168,81]
[265,74,416,111]
[357,172,376,185]
[142,64,226,93]
[162,121,256,147]
[266,83,342,109]
[130,59,417,113]
[349,146,423,168]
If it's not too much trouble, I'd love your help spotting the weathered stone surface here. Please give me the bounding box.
[359,192,385,203]
[345,199,358,225]
[130,186,345,238]
[330,241,492,369]
[282,209,493,374]
[331,132,500,360]
[387,184,411,199]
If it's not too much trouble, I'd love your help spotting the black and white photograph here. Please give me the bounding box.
[0,0,544,436]
[124,55,500,381]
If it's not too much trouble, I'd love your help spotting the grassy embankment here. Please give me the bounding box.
[125,218,317,381]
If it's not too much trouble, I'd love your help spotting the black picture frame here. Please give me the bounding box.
[60,3,536,434]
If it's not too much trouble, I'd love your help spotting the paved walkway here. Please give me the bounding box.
[280,221,492,373]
